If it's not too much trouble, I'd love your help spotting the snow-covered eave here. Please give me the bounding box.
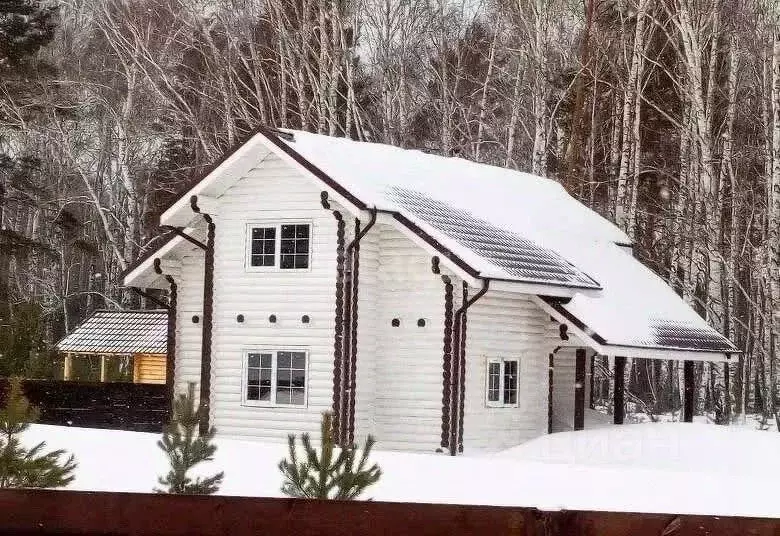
[532,296,736,363]
[122,231,196,289]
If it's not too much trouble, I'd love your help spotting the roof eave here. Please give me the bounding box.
[160,137,272,227]
[597,344,737,362]
[123,234,186,289]
[532,296,735,362]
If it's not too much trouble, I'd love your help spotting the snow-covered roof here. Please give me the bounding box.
[275,130,622,289]
[138,126,737,359]
[56,310,169,355]
[271,129,735,358]
[22,422,780,518]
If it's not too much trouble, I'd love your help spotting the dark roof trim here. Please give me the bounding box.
[256,126,368,211]
[121,232,177,280]
[389,211,479,278]
[540,295,608,346]
[539,296,737,355]
[157,127,268,216]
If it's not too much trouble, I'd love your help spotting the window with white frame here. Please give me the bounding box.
[486,358,519,407]
[248,223,311,270]
[244,350,308,406]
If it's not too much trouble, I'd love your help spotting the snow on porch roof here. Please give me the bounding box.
[56,310,168,355]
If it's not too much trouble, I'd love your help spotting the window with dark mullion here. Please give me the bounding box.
[244,350,307,406]
[250,227,276,267]
[487,362,501,402]
[280,224,310,269]
[503,360,518,404]
[486,358,519,407]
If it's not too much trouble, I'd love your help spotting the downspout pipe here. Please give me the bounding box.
[449,278,490,456]
[191,195,216,435]
[321,192,347,442]
[154,259,178,411]
[341,207,377,445]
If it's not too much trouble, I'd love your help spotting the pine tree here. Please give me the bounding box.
[0,377,76,488]
[279,412,381,500]
[156,383,223,494]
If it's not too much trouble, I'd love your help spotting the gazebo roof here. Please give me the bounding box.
[56,310,168,355]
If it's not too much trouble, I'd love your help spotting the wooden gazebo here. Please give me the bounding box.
[56,310,169,384]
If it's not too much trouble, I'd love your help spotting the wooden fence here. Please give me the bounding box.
[0,489,776,535]
[0,379,169,432]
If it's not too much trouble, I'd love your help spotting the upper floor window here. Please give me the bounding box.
[486,358,519,407]
[243,349,308,407]
[248,222,311,270]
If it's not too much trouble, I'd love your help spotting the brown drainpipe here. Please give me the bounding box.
[342,208,377,445]
[153,258,177,412]
[449,279,489,456]
[440,274,454,450]
[321,192,346,440]
[191,195,215,435]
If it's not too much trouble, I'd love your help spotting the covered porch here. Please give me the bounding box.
[531,240,736,433]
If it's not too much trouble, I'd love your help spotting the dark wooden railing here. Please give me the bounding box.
[0,489,776,535]
[0,379,169,432]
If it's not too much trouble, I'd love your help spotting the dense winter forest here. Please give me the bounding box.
[0,0,779,425]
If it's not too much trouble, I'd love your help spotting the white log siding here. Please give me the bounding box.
[372,224,446,452]
[209,153,338,441]
[462,292,552,452]
[174,251,205,404]
[354,230,379,442]
[551,347,594,432]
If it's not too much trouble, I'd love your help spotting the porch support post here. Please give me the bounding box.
[100,355,107,383]
[64,353,72,381]
[547,353,554,434]
[574,348,586,431]
[613,356,626,424]
[683,360,695,422]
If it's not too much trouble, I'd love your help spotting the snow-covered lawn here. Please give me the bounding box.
[21,422,780,518]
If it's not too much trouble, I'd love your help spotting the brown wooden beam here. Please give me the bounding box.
[613,356,626,425]
[683,360,695,422]
[547,353,554,434]
[574,349,586,430]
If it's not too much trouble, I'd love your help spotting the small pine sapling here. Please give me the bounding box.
[156,383,224,494]
[279,412,381,500]
[0,377,76,488]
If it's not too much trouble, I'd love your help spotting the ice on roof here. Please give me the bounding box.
[56,310,168,355]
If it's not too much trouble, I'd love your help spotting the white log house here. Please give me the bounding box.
[123,127,737,454]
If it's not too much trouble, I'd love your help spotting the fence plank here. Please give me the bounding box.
[0,489,777,536]
[0,379,169,433]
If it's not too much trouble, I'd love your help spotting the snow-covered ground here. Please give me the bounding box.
[21,422,780,518]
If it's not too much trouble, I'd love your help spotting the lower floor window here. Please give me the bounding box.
[244,350,307,406]
[486,358,519,407]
